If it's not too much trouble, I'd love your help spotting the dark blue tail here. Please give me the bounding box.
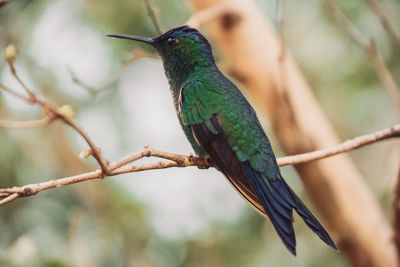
[189,116,337,255]
[243,162,337,255]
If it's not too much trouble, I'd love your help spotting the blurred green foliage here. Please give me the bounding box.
[0,0,399,266]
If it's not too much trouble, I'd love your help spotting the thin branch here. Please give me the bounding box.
[0,193,18,206]
[1,59,110,175]
[368,0,400,251]
[144,0,162,35]
[366,39,400,111]
[69,49,158,95]
[325,2,369,46]
[325,2,400,111]
[365,0,400,254]
[1,123,399,206]
[368,0,400,46]
[0,116,54,129]
[326,2,400,260]
[277,124,400,166]
[7,61,37,102]
[59,115,110,174]
[0,147,209,205]
[0,82,33,103]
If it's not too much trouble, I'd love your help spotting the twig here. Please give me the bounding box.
[0,82,33,103]
[325,2,369,46]
[1,60,110,175]
[325,2,400,111]
[371,0,400,249]
[277,124,400,166]
[368,0,400,46]
[6,61,37,102]
[365,0,400,254]
[1,123,399,206]
[60,115,110,174]
[69,49,158,95]
[144,0,162,35]
[0,193,18,206]
[0,147,209,205]
[0,116,55,129]
[327,2,400,261]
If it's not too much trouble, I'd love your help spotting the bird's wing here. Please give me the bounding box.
[179,80,337,254]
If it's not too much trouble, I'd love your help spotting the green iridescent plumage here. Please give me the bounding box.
[107,25,337,255]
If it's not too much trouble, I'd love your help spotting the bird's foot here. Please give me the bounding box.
[197,163,209,170]
[198,156,214,170]
[188,152,212,169]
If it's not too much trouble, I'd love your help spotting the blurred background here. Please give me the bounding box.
[0,0,399,266]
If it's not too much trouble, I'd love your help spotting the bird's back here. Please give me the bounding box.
[108,24,337,255]
[180,71,337,254]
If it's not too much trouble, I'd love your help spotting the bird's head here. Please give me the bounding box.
[107,26,215,82]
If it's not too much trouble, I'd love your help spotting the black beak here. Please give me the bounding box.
[106,34,155,45]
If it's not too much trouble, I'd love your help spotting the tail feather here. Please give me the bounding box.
[283,182,337,250]
[243,163,297,255]
[188,116,337,254]
[243,162,337,255]
[270,178,337,250]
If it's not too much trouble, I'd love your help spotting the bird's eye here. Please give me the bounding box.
[166,37,179,46]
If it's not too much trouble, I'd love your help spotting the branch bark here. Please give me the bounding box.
[0,147,209,205]
[1,124,399,207]
[1,3,399,264]
[186,0,399,266]
[278,124,400,166]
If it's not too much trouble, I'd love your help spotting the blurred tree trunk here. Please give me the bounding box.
[187,0,399,266]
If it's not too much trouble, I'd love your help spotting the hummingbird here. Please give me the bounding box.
[107,25,337,255]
